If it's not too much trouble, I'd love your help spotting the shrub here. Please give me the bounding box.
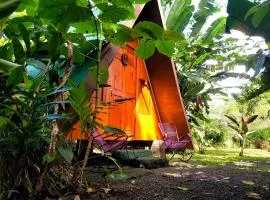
[247,128,270,149]
[204,119,228,146]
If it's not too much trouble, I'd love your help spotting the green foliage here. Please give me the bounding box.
[166,0,192,31]
[155,39,175,57]
[6,65,24,87]
[135,39,156,59]
[247,128,270,149]
[164,0,260,156]
[132,21,180,59]
[0,0,20,20]
[202,17,226,43]
[68,80,91,137]
[204,119,228,146]
[190,0,220,37]
[0,0,180,197]
[0,69,75,198]
[245,0,270,28]
[38,0,92,23]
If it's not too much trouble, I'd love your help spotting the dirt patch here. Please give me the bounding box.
[84,160,270,200]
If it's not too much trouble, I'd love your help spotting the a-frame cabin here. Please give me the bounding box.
[67,0,193,148]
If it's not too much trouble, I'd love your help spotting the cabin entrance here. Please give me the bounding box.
[106,46,137,137]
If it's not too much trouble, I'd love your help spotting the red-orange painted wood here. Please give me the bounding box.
[67,42,162,141]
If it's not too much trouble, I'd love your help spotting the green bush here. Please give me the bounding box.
[204,119,228,146]
[247,128,270,149]
[205,130,225,145]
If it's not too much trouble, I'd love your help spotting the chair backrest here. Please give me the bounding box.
[93,130,107,147]
[92,129,127,153]
[158,123,179,141]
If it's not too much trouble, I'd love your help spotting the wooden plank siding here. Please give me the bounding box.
[66,0,193,148]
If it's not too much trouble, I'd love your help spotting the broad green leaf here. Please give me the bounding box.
[175,6,194,32]
[192,53,209,67]
[97,4,130,23]
[251,6,269,28]
[48,28,63,61]
[0,43,13,61]
[190,0,219,37]
[203,17,226,43]
[18,24,31,56]
[183,72,207,83]
[163,30,185,41]
[0,58,21,72]
[135,38,155,60]
[58,147,74,163]
[166,0,191,31]
[244,4,261,21]
[71,21,96,34]
[111,0,135,19]
[133,21,164,40]
[155,39,175,57]
[224,115,240,127]
[6,65,24,87]
[187,84,205,97]
[7,16,42,26]
[12,37,26,64]
[38,0,92,23]
[0,0,20,20]
[109,26,134,45]
[68,80,91,135]
[16,0,38,16]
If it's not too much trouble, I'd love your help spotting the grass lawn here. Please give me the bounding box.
[191,148,270,167]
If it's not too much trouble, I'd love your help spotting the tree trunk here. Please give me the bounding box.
[239,137,245,156]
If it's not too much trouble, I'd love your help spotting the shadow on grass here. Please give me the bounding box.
[177,148,270,172]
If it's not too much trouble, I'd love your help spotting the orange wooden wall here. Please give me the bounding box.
[67,42,162,141]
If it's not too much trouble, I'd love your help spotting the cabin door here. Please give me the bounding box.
[107,47,136,137]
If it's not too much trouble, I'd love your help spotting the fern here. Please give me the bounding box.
[68,80,91,138]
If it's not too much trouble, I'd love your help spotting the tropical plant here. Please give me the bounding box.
[162,0,228,145]
[245,0,270,28]
[162,0,263,154]
[1,0,183,198]
[225,114,258,156]
[0,63,78,198]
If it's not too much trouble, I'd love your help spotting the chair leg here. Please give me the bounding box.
[179,149,193,162]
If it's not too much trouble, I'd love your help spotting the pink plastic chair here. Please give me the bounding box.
[93,129,130,154]
[158,123,193,162]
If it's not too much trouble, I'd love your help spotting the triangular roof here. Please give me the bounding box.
[133,0,193,147]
